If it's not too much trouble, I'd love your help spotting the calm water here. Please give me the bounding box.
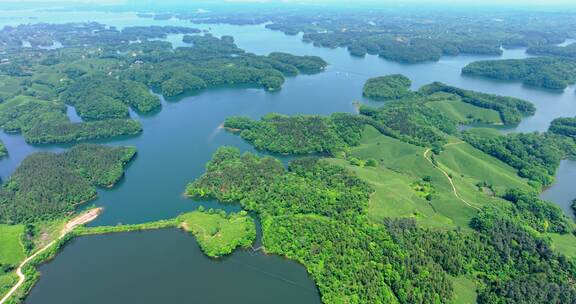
[0,9,574,303]
[25,230,320,304]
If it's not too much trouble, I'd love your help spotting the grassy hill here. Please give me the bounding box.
[331,126,531,229]
[426,99,502,125]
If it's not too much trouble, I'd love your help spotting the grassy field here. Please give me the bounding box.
[0,224,25,266]
[426,99,502,125]
[549,233,576,258]
[333,126,482,228]
[179,210,256,258]
[329,158,455,228]
[331,126,528,229]
[451,276,478,304]
[437,141,531,195]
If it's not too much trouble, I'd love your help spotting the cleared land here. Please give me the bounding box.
[331,126,528,229]
[426,99,502,125]
[180,210,256,258]
[0,225,25,267]
[451,276,478,304]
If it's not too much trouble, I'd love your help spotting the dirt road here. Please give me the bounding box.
[0,208,102,304]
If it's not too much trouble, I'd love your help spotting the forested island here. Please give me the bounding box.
[462,57,576,90]
[362,74,414,100]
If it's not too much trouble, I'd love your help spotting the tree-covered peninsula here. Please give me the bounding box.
[0,144,136,224]
[549,117,576,140]
[462,57,576,90]
[224,76,535,155]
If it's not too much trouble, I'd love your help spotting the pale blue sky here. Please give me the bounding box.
[1,0,576,7]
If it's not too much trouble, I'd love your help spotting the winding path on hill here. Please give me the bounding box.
[0,208,102,304]
[423,142,482,212]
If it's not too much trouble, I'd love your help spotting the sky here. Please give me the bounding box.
[1,0,576,7]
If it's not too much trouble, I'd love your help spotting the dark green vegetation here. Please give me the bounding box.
[462,131,576,188]
[549,117,576,140]
[0,140,6,158]
[362,74,413,101]
[385,216,576,304]
[0,23,326,144]
[418,82,535,125]
[0,93,141,143]
[462,57,576,90]
[224,113,366,154]
[61,73,161,117]
[187,145,576,303]
[225,77,535,155]
[125,34,327,96]
[0,144,136,224]
[528,43,576,59]
[191,11,573,63]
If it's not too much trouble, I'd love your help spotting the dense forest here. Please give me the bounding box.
[462,57,576,90]
[462,131,576,188]
[187,146,576,303]
[0,144,136,224]
[224,113,368,154]
[549,117,576,139]
[528,43,576,58]
[362,74,414,101]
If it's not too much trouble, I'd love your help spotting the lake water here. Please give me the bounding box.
[24,230,320,304]
[0,9,574,303]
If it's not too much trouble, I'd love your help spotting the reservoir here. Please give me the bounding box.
[25,229,320,304]
[0,10,573,303]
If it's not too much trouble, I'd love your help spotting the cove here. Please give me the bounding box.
[24,229,320,304]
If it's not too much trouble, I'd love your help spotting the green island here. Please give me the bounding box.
[462,57,576,90]
[362,74,414,101]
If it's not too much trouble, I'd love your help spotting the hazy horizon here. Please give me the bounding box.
[2,0,576,8]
